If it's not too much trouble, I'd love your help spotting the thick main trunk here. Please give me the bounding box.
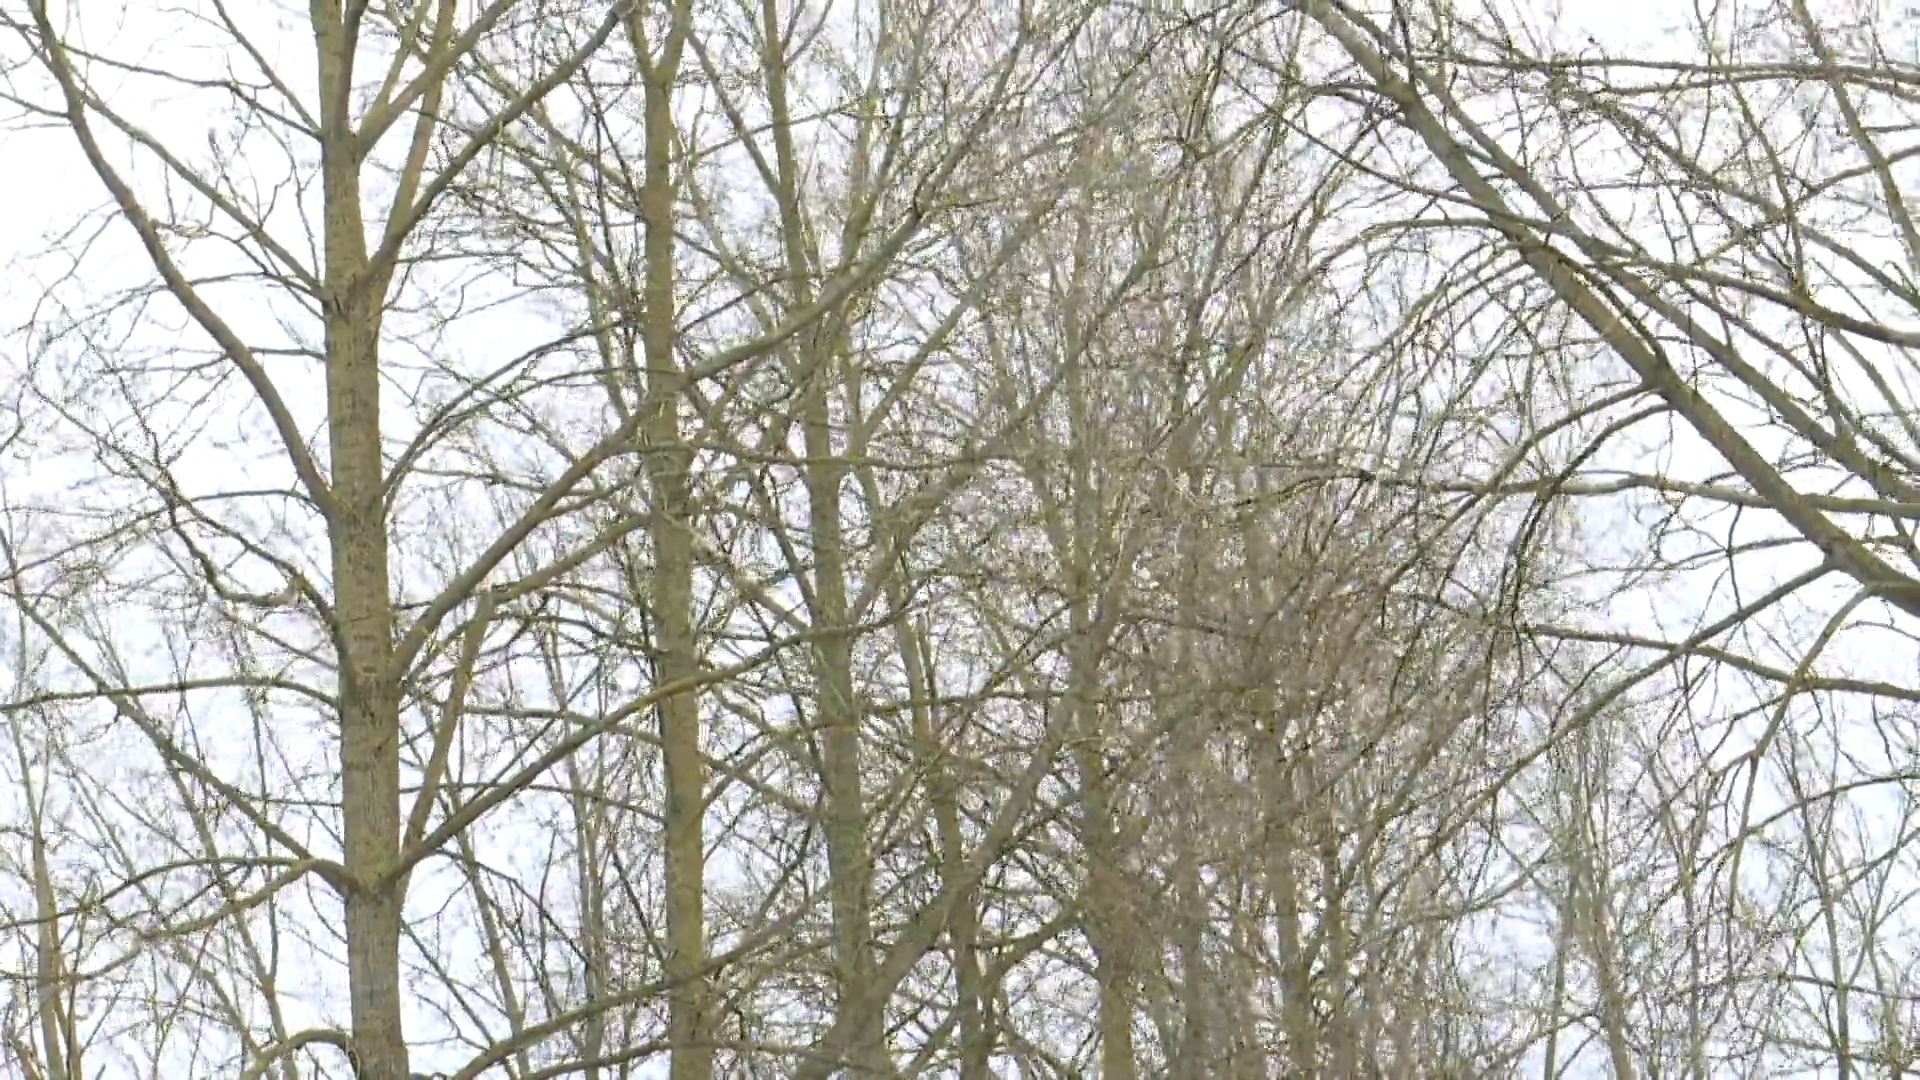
[757,1,879,1052]
[325,220,408,1080]
[341,878,406,1080]
[1073,738,1136,1080]
[309,3,408,1073]
[1068,615,1134,1080]
[804,358,881,1073]
[1265,810,1317,1079]
[1058,311,1133,1080]
[652,435,707,1080]
[635,33,711,1080]
[1172,784,1210,1076]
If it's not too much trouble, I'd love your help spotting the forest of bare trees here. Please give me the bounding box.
[2,0,1919,1076]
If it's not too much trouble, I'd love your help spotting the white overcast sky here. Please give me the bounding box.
[5,1,1920,1078]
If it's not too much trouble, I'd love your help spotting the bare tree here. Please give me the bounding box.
[18,0,1882,1078]
[1292,0,1920,1073]
[0,0,932,1075]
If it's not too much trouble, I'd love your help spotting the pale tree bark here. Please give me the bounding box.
[624,5,711,1078]
[396,0,1118,1066]
[749,1,884,1057]
[5,0,1833,1075]
[0,3,650,1076]
[310,4,408,1068]
[645,0,1159,1069]
[1060,333,1139,1080]
[1293,0,1920,1071]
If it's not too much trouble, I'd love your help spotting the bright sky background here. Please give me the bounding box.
[6,0,1920,1077]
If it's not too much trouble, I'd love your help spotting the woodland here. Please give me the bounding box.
[1,0,1918,1077]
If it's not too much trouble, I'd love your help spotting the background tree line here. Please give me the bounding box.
[0,0,1916,1076]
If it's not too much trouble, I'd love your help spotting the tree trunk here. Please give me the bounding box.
[1062,367,1135,1080]
[314,6,408,1069]
[630,8,710,1077]
[325,258,408,1080]
[758,4,881,1060]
